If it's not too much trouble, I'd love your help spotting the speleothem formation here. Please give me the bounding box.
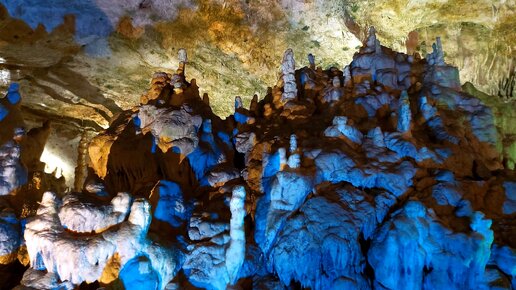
[0,27,514,290]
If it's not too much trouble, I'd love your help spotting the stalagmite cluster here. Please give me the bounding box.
[0,27,514,290]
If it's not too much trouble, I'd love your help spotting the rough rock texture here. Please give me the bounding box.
[0,0,513,122]
[1,1,514,192]
[0,84,27,196]
[0,140,26,196]
[0,24,515,290]
[137,104,201,155]
[0,201,21,265]
[347,0,516,97]
[58,191,131,233]
[24,191,181,288]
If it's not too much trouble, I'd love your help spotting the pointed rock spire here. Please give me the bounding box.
[172,48,188,94]
[250,94,258,113]
[397,90,412,133]
[343,65,352,85]
[363,26,380,54]
[308,53,315,69]
[234,96,243,110]
[427,37,445,66]
[280,49,297,103]
[178,48,188,75]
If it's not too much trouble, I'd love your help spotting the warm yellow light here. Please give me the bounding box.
[40,147,72,180]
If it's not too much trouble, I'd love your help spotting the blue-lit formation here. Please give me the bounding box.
[0,26,515,290]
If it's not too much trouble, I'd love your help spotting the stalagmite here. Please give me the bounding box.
[225,185,246,284]
[397,90,412,133]
[280,49,297,103]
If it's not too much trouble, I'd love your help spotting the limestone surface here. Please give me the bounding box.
[0,25,514,290]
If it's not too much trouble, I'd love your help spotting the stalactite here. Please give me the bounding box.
[74,130,93,192]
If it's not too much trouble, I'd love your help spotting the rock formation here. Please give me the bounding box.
[0,27,514,290]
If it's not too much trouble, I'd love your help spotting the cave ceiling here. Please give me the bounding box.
[0,0,514,129]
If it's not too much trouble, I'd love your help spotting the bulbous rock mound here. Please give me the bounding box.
[0,27,515,290]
